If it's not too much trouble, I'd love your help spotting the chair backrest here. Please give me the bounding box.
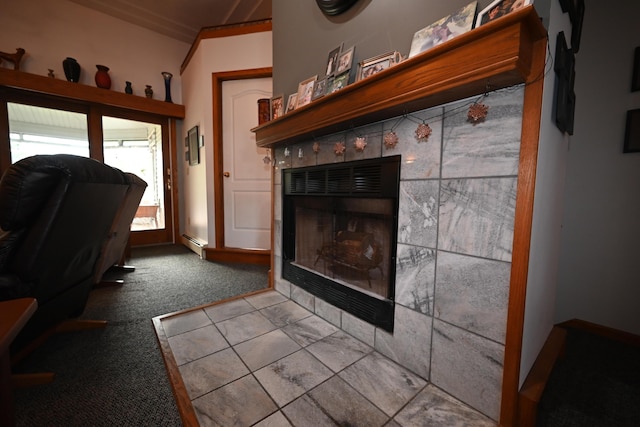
[0,155,129,342]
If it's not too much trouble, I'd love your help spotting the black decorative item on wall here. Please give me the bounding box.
[187,125,200,165]
[315,0,359,16]
[631,47,640,92]
[553,31,576,135]
[624,109,640,153]
[558,0,585,53]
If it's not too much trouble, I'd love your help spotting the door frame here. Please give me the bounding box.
[208,67,272,265]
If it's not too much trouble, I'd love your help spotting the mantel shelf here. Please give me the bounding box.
[0,68,185,119]
[253,6,546,148]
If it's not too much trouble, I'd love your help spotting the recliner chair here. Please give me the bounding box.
[0,154,132,352]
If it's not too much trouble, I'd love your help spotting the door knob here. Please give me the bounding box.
[223,172,230,177]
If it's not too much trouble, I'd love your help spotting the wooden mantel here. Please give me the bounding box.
[0,68,185,119]
[254,6,546,148]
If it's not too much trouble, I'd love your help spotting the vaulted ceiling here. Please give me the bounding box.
[69,0,272,44]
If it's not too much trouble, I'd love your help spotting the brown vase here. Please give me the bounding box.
[95,65,111,89]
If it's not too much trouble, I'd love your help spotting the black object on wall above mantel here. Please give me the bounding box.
[558,0,585,53]
[315,0,360,16]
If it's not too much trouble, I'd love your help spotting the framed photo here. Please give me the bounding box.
[325,44,343,77]
[187,125,200,166]
[312,78,328,101]
[270,95,284,120]
[476,0,531,28]
[632,47,640,92]
[327,71,350,94]
[624,109,640,153]
[357,51,401,81]
[336,46,355,75]
[409,1,477,58]
[296,75,318,108]
[286,93,298,113]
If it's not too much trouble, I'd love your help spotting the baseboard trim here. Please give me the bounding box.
[204,247,270,265]
[180,234,206,258]
[558,318,640,347]
[517,326,567,427]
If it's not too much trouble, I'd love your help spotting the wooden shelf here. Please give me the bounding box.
[254,6,546,148]
[0,68,185,119]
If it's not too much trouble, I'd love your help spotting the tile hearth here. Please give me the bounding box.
[155,290,496,426]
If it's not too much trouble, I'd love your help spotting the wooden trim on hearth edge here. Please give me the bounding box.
[180,20,272,74]
[517,326,567,427]
[204,247,270,266]
[499,32,548,427]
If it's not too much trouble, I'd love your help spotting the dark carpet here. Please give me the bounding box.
[537,326,640,427]
[13,244,269,426]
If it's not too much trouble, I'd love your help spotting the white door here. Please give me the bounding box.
[222,78,272,249]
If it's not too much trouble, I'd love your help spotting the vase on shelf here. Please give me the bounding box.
[95,65,111,89]
[145,85,153,99]
[62,57,81,83]
[125,81,133,94]
[161,71,173,103]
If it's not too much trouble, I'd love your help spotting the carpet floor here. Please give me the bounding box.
[12,244,269,426]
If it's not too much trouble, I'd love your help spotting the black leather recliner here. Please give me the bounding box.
[0,154,131,351]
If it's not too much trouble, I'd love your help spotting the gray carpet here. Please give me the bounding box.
[13,244,269,426]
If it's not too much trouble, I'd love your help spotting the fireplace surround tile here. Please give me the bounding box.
[344,122,383,162]
[430,319,504,420]
[289,285,315,312]
[394,244,435,315]
[306,330,372,372]
[342,311,375,346]
[313,297,341,327]
[438,177,516,262]
[398,180,439,247]
[434,251,510,344]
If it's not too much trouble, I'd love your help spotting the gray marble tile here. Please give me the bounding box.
[314,298,341,328]
[274,184,282,222]
[203,298,255,323]
[394,384,497,426]
[216,311,277,345]
[383,107,443,179]
[374,304,432,379]
[341,311,375,346]
[167,325,229,366]
[306,330,372,373]
[192,374,277,427]
[283,376,389,427]
[253,411,292,427]
[438,177,516,262]
[274,146,292,171]
[254,349,334,407]
[246,290,289,310]
[395,244,436,315]
[430,319,504,421]
[274,276,291,297]
[339,352,427,416]
[289,285,315,311]
[161,309,211,337]
[314,131,347,165]
[398,180,439,248]
[274,220,282,258]
[344,122,383,162]
[234,329,301,371]
[442,86,523,179]
[178,347,249,399]
[435,251,510,343]
[281,315,339,347]
[260,300,313,327]
[291,140,317,168]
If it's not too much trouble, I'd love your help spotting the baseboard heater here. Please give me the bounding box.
[180,234,207,259]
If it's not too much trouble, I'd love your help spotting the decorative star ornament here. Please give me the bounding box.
[468,102,489,124]
[384,131,399,149]
[354,137,367,152]
[415,123,432,141]
[312,142,320,153]
[284,147,291,157]
[263,155,271,164]
[333,141,346,155]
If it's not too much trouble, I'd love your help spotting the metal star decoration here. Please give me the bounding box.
[354,137,367,152]
[333,141,346,155]
[312,142,320,153]
[384,131,399,149]
[468,102,489,123]
[415,123,432,141]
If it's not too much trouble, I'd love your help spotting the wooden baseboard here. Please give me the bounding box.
[204,247,270,265]
[558,319,640,347]
[517,326,567,427]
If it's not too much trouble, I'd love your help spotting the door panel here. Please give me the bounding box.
[222,78,272,249]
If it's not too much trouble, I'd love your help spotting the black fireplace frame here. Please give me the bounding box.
[282,155,400,332]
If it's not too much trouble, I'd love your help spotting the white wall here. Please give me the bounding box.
[556,0,640,335]
[1,0,189,102]
[519,1,572,385]
[180,31,272,246]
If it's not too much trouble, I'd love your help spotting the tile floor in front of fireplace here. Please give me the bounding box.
[160,290,496,426]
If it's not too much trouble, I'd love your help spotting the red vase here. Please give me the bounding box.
[95,65,111,89]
